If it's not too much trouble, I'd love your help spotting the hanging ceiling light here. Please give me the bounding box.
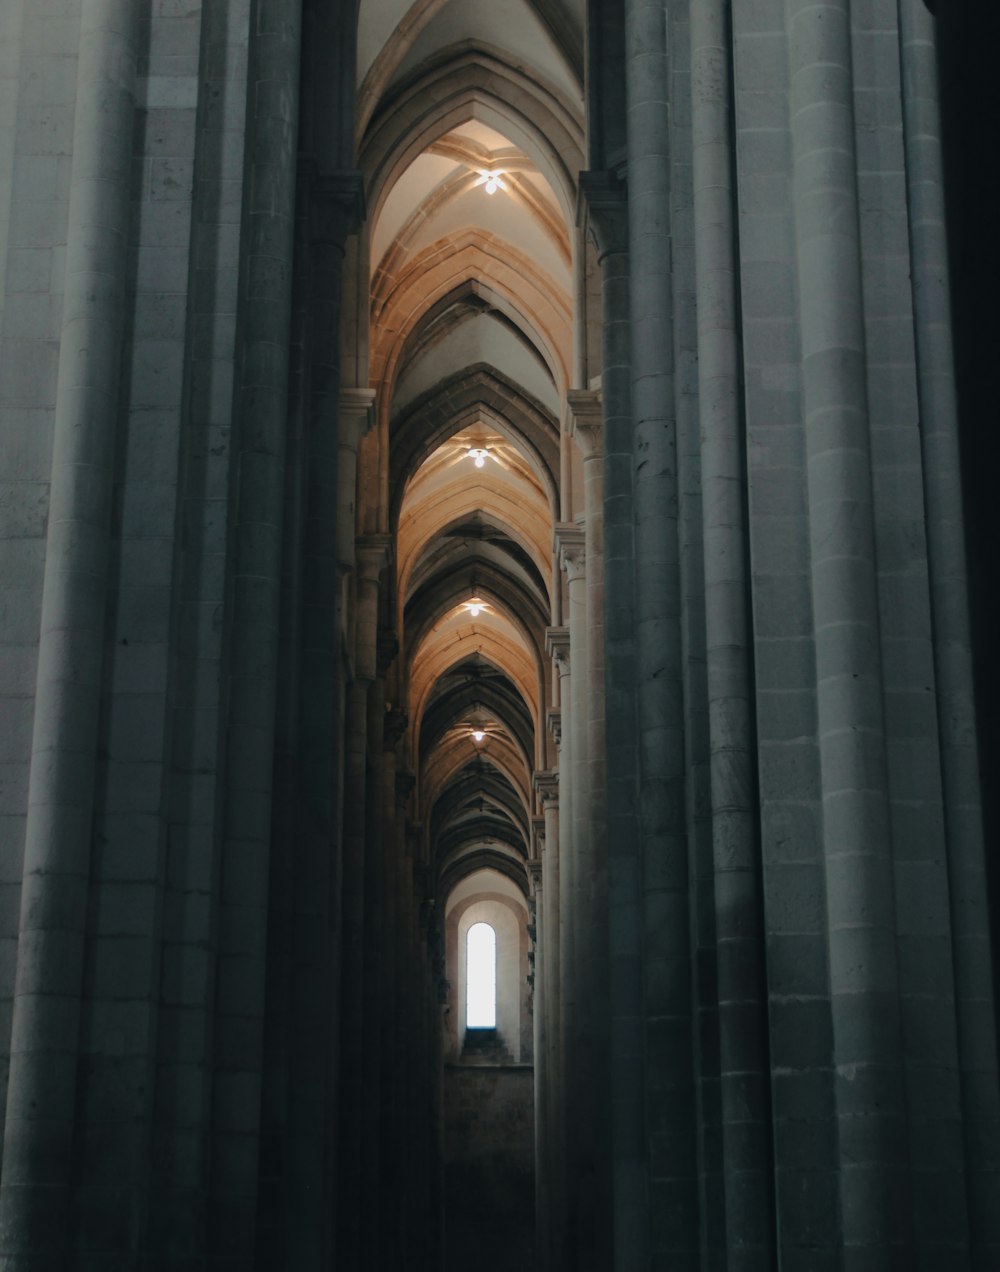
[471,728,486,743]
[467,598,484,617]
[473,169,508,196]
[466,446,490,468]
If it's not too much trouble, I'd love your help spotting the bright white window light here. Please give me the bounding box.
[466,922,497,1027]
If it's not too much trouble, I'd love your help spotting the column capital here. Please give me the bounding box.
[309,169,365,247]
[577,169,628,260]
[384,705,407,748]
[340,387,376,450]
[355,534,391,584]
[527,857,543,893]
[395,770,416,805]
[567,388,603,461]
[545,626,570,675]
[533,769,559,810]
[554,523,586,581]
[377,628,399,677]
[546,708,562,751]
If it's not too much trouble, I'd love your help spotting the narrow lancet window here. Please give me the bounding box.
[466,922,497,1028]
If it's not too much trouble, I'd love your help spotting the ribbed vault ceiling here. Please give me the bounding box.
[360,0,582,909]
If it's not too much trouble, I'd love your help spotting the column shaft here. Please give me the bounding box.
[625,0,699,1260]
[209,4,301,1261]
[786,0,911,1260]
[691,3,775,1265]
[899,6,1000,1261]
[0,3,138,1258]
[536,770,562,1272]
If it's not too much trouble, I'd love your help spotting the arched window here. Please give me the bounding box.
[466,921,497,1028]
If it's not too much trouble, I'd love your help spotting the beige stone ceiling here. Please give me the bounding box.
[358,0,584,905]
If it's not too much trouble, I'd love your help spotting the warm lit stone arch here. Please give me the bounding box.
[371,163,571,291]
[420,672,534,769]
[431,762,530,835]
[397,484,550,606]
[405,571,549,695]
[356,0,583,141]
[430,763,530,847]
[371,233,571,395]
[419,737,529,834]
[439,855,530,911]
[391,292,560,422]
[389,363,560,518]
[408,619,541,768]
[404,518,549,612]
[360,53,584,227]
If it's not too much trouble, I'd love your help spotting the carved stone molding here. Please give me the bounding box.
[340,387,376,451]
[377,628,399,678]
[355,533,391,584]
[554,523,586,582]
[533,769,559,811]
[546,708,562,750]
[545,627,570,676]
[309,169,365,248]
[383,705,407,749]
[578,169,628,261]
[395,770,416,806]
[567,388,603,461]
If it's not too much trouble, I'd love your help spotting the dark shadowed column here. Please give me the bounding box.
[0,3,138,1262]
[208,2,301,1262]
[786,0,911,1262]
[624,0,699,1262]
[900,6,1000,1264]
[336,536,388,1265]
[690,3,775,1266]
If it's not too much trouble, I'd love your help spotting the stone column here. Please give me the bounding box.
[786,0,910,1260]
[337,388,376,575]
[527,853,545,1266]
[625,0,699,1260]
[0,3,138,1259]
[899,7,1000,1260]
[280,168,366,1270]
[534,768,561,1270]
[579,169,650,1271]
[544,627,571,1270]
[378,705,407,1265]
[208,2,302,1259]
[690,6,774,1266]
[570,399,615,1267]
[337,536,389,1266]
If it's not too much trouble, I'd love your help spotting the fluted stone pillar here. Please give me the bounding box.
[899,7,1000,1262]
[579,168,650,1271]
[0,4,139,1260]
[691,6,774,1266]
[279,169,366,1270]
[786,0,910,1261]
[337,389,376,575]
[625,0,699,1261]
[556,522,607,1267]
[544,628,571,1270]
[534,765,561,1267]
[337,536,389,1266]
[527,853,545,1266]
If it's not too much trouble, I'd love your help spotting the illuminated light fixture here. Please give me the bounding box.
[471,728,486,744]
[468,599,484,618]
[466,446,490,468]
[473,169,508,196]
